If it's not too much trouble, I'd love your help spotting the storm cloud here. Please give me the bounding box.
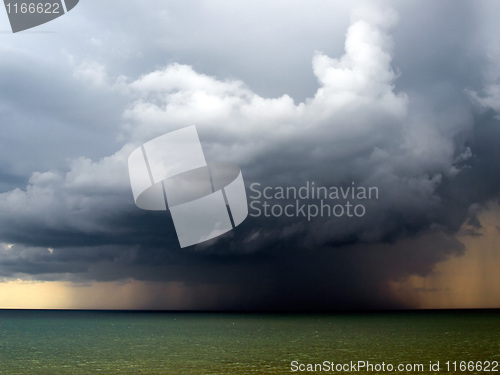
[0,1,499,310]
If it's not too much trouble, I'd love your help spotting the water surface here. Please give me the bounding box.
[0,310,498,374]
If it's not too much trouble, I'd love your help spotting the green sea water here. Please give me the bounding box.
[0,310,499,374]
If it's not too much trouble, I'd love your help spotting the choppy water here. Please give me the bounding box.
[0,310,499,374]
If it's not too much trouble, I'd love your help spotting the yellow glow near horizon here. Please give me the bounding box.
[0,279,226,310]
[391,201,500,309]
[0,280,71,309]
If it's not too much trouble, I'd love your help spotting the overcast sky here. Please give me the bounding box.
[1,0,500,310]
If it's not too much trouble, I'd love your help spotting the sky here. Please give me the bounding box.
[0,0,500,311]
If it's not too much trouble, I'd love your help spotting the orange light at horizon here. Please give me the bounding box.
[391,201,500,309]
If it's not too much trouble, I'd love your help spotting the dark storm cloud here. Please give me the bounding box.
[1,1,500,310]
[0,223,465,310]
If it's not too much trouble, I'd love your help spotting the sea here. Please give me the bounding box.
[0,309,498,374]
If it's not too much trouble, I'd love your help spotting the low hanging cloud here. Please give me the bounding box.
[0,4,498,310]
